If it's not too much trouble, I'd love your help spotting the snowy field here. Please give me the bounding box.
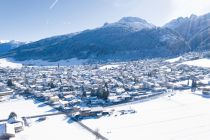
[0,98,95,140]
[182,58,210,68]
[1,91,210,140]
[166,56,182,63]
[0,58,87,68]
[0,98,57,119]
[13,115,95,140]
[99,64,120,70]
[0,59,22,69]
[82,90,210,140]
[17,58,87,66]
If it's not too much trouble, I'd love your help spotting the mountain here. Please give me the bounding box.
[11,33,78,52]
[0,40,25,55]
[165,13,210,51]
[3,17,190,62]
[0,40,10,44]
[103,17,155,31]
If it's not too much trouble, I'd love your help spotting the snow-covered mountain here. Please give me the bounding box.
[103,17,155,31]
[165,13,210,51]
[0,40,10,44]
[0,40,25,55]
[2,17,189,62]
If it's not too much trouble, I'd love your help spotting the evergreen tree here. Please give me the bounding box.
[81,86,86,98]
[7,79,13,87]
[49,82,56,89]
[191,79,197,92]
[97,83,110,100]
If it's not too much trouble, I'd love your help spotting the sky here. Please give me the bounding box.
[0,0,210,42]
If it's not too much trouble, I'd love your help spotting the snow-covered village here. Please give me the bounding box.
[1,51,210,140]
[1,0,210,139]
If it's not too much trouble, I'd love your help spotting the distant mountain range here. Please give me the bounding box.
[165,13,210,51]
[1,12,210,62]
[0,40,25,55]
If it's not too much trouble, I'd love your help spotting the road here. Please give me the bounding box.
[69,115,108,140]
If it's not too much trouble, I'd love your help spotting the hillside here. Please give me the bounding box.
[0,40,25,55]
[165,13,210,51]
[3,17,189,62]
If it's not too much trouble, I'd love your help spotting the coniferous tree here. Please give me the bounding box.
[7,79,13,87]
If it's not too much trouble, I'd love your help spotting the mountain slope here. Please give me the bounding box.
[0,40,25,55]
[165,13,210,51]
[3,17,189,62]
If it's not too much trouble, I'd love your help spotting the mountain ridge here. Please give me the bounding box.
[2,13,210,62]
[164,12,210,51]
[0,40,25,55]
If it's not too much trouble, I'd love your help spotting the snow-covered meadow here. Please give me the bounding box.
[166,56,182,63]
[0,59,22,69]
[82,90,210,140]
[1,90,210,140]
[0,58,87,69]
[182,58,210,68]
[0,98,95,140]
[13,115,95,140]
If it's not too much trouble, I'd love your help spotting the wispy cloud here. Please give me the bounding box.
[170,0,210,18]
[49,0,59,10]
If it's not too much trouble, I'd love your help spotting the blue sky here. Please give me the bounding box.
[0,0,210,41]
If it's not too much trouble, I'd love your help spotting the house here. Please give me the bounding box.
[121,94,132,101]
[90,107,104,117]
[115,87,125,94]
[108,95,124,103]
[48,95,60,104]
[74,107,106,119]
[89,99,105,106]
[202,87,210,96]
[63,94,75,101]
[7,112,24,133]
[72,106,80,111]
[8,112,18,124]
[0,84,13,97]
[0,90,13,97]
[0,123,15,139]
[13,122,24,133]
[33,91,42,98]
[22,117,31,127]
[79,107,91,117]
[59,100,69,110]
[69,99,81,106]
